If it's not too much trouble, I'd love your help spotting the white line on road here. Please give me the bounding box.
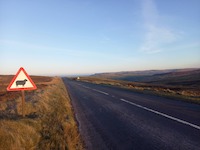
[79,84,91,89]
[120,98,200,130]
[92,89,109,95]
[79,83,200,130]
[82,86,90,89]
[79,84,109,95]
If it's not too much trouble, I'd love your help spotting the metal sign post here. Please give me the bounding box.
[7,67,37,117]
[21,90,25,117]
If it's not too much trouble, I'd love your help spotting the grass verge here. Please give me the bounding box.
[0,77,83,150]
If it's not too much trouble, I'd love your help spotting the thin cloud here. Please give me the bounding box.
[0,39,122,60]
[140,0,179,54]
[0,39,70,52]
[0,39,88,57]
[100,36,111,44]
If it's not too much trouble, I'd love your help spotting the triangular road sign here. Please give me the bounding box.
[7,67,37,91]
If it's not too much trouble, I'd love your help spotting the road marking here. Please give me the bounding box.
[81,85,90,89]
[120,98,200,130]
[92,89,109,95]
[77,83,200,130]
[79,84,109,95]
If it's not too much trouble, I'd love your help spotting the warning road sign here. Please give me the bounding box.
[7,67,37,91]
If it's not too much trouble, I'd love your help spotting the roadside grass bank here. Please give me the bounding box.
[0,76,83,150]
[74,77,200,104]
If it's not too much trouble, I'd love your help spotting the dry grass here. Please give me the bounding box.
[0,120,39,150]
[0,76,83,150]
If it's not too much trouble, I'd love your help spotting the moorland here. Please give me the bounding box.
[76,68,200,103]
[0,75,83,150]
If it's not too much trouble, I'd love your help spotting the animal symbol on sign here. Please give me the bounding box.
[16,79,28,87]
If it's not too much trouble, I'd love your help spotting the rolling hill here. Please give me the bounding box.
[92,68,200,88]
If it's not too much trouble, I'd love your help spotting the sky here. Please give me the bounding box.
[0,0,200,75]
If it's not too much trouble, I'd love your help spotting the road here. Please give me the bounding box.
[63,78,200,150]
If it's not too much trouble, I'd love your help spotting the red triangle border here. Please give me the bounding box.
[7,67,37,91]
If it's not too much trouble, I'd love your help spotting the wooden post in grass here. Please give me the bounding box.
[21,90,25,117]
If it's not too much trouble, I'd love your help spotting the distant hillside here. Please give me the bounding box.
[92,68,200,88]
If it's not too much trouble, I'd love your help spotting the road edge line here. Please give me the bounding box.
[120,98,200,130]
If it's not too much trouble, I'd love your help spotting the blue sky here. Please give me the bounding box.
[0,0,200,75]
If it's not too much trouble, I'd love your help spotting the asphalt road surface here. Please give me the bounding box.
[63,78,200,150]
